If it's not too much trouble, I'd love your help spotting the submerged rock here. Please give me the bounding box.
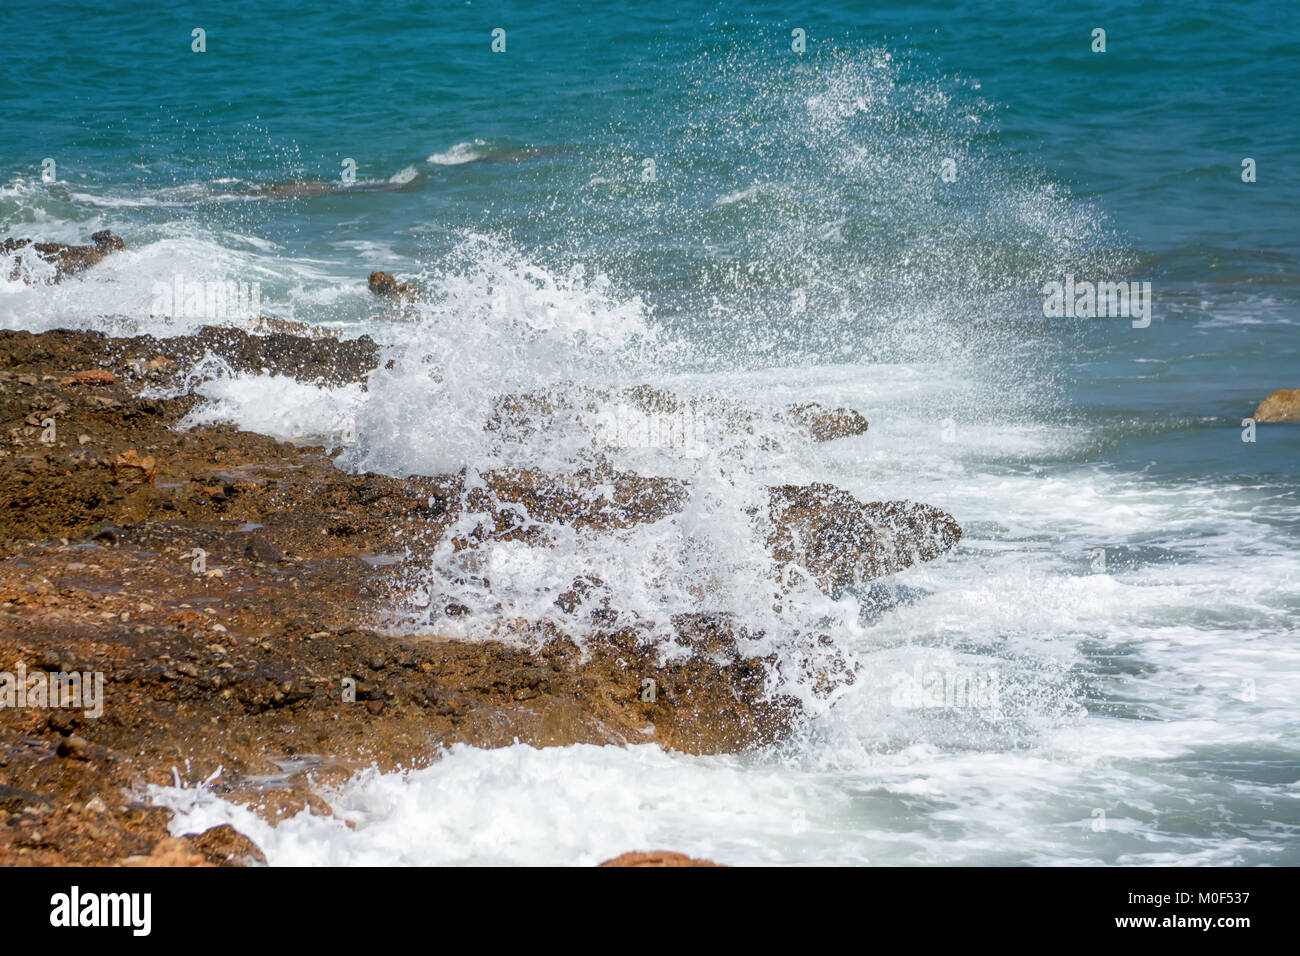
[2,230,126,283]
[1252,388,1300,423]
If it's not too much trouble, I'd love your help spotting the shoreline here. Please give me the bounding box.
[0,324,957,865]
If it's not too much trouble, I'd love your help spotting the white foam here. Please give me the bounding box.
[427,141,489,165]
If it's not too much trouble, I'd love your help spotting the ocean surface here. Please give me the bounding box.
[3,1,1297,864]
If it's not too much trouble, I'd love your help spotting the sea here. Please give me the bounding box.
[2,0,1297,865]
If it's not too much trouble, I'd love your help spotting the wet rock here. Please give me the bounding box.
[780,402,869,441]
[90,521,122,544]
[1252,388,1300,423]
[0,324,920,865]
[2,230,125,283]
[367,270,421,301]
[440,470,960,594]
[766,485,962,594]
[188,824,267,866]
[244,535,282,564]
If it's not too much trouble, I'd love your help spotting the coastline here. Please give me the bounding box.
[0,324,962,865]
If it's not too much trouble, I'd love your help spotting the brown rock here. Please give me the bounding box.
[781,402,869,441]
[188,824,267,866]
[599,851,724,867]
[367,270,421,301]
[1252,388,1300,423]
[110,449,157,486]
[122,836,210,867]
[441,469,960,595]
[766,485,962,594]
[60,369,116,387]
[243,315,340,338]
[3,230,125,283]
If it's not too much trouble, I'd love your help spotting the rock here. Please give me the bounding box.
[188,824,267,866]
[243,315,340,339]
[244,535,282,564]
[56,735,90,760]
[90,521,122,544]
[367,270,421,302]
[599,851,724,867]
[60,369,116,387]
[83,796,109,815]
[122,836,209,867]
[439,470,960,595]
[2,230,125,283]
[1252,388,1300,423]
[766,485,962,594]
[110,449,157,486]
[0,785,52,814]
[780,403,869,441]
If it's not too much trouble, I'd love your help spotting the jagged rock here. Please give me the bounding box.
[780,403,869,441]
[110,449,156,486]
[434,469,960,596]
[1252,388,1300,423]
[599,851,724,867]
[187,824,267,866]
[766,485,962,594]
[2,230,125,283]
[367,270,421,301]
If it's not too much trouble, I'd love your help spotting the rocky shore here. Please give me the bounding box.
[0,324,961,865]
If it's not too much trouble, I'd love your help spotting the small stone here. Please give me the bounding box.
[244,536,282,564]
[57,735,90,759]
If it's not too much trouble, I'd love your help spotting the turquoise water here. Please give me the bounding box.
[7,2,1299,865]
